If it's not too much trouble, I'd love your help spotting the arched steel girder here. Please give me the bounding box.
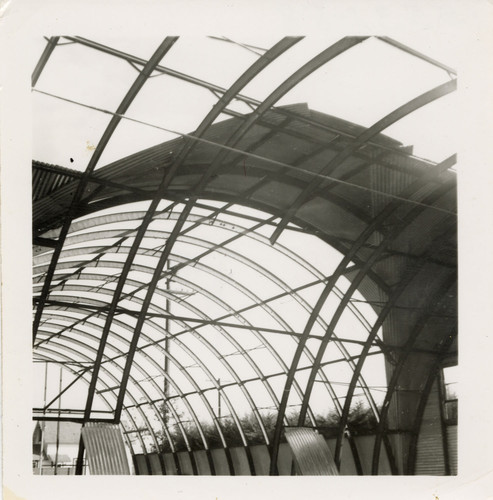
[33,37,179,343]
[35,189,374,292]
[35,258,378,424]
[36,265,382,428]
[39,276,372,474]
[33,200,180,291]
[36,329,177,455]
[34,233,378,430]
[34,207,383,343]
[31,34,458,472]
[297,195,456,463]
[269,78,457,245]
[73,150,377,229]
[36,338,189,476]
[40,298,275,458]
[371,276,456,474]
[38,266,382,468]
[69,186,431,291]
[406,328,457,475]
[269,155,456,474]
[33,205,396,456]
[333,260,445,470]
[35,222,365,343]
[39,296,375,475]
[376,37,457,77]
[36,188,395,302]
[126,38,370,333]
[36,264,315,445]
[37,267,319,442]
[36,320,212,470]
[37,125,440,239]
[34,255,374,351]
[40,288,265,454]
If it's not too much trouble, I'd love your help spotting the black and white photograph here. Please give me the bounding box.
[1,1,492,499]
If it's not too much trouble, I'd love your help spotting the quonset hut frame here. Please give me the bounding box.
[32,36,457,475]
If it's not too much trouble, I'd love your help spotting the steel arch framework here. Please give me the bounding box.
[32,35,457,475]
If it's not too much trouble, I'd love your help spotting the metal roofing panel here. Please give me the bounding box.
[284,427,338,475]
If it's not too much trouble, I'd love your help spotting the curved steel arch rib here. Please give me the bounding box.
[35,341,157,454]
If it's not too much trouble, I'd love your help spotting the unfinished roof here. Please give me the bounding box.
[32,36,457,475]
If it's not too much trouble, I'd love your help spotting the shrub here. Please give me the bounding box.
[152,401,381,452]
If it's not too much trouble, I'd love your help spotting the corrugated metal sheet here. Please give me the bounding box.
[210,448,230,475]
[414,382,446,475]
[249,444,270,475]
[447,425,458,475]
[81,422,131,475]
[32,162,79,202]
[284,427,338,475]
[147,452,164,474]
[133,454,148,475]
[230,446,251,475]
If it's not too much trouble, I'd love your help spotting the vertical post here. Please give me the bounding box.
[75,436,85,475]
[437,370,451,475]
[164,260,170,401]
[217,378,221,419]
[38,362,49,475]
[54,365,62,475]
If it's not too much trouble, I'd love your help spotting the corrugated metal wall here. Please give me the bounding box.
[415,381,446,475]
[132,435,391,475]
[447,425,458,475]
[132,421,457,475]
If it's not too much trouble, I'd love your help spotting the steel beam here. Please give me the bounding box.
[32,37,60,87]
